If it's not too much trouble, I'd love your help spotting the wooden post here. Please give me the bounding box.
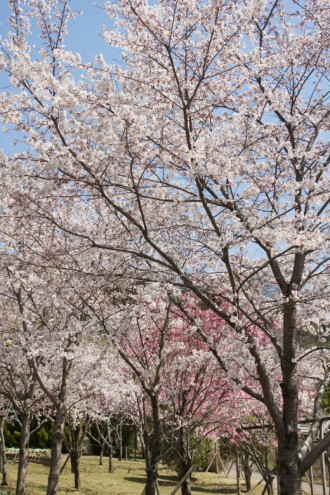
[141,478,161,495]
[218,454,228,476]
[134,426,137,461]
[227,460,235,477]
[321,421,329,495]
[246,478,264,494]
[118,421,123,461]
[169,465,194,495]
[236,448,241,495]
[205,442,216,473]
[309,457,314,495]
[276,448,280,495]
[215,442,219,474]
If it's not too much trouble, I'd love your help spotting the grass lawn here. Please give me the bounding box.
[2,456,268,495]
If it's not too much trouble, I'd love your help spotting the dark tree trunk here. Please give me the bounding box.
[47,404,66,495]
[99,443,104,466]
[145,398,161,495]
[105,424,113,473]
[71,450,80,490]
[108,445,113,473]
[134,427,138,461]
[241,451,252,492]
[276,300,301,495]
[179,426,192,495]
[141,430,150,469]
[118,422,123,461]
[16,413,30,495]
[235,448,241,495]
[0,420,8,486]
[69,422,84,489]
[277,438,301,495]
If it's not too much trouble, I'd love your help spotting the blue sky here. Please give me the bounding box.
[0,1,117,152]
[0,1,113,59]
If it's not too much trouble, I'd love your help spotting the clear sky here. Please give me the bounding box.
[0,1,113,59]
[0,1,117,152]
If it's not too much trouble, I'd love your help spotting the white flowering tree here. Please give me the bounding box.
[0,1,329,494]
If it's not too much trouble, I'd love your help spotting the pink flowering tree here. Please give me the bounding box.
[0,1,330,494]
[91,290,253,495]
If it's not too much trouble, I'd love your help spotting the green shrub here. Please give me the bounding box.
[192,438,214,471]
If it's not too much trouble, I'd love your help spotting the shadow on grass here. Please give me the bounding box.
[158,474,179,486]
[125,476,147,485]
[192,488,237,494]
[125,475,238,494]
[126,474,181,487]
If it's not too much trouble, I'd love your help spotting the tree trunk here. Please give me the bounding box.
[118,422,122,461]
[235,448,241,495]
[16,413,30,495]
[241,451,252,492]
[276,300,301,495]
[0,420,8,486]
[106,424,113,473]
[47,404,66,495]
[71,450,80,490]
[99,443,104,466]
[134,427,137,461]
[179,426,192,495]
[108,445,113,473]
[277,439,301,495]
[69,423,82,489]
[145,398,161,495]
[141,431,150,469]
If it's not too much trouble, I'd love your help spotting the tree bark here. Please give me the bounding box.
[145,398,161,495]
[276,300,301,495]
[69,422,83,489]
[99,443,104,466]
[277,438,301,495]
[235,448,241,495]
[47,404,67,495]
[0,420,8,486]
[16,413,30,495]
[118,421,123,461]
[71,450,80,490]
[178,426,192,495]
[241,451,252,492]
[134,427,138,461]
[108,444,113,473]
[104,423,113,473]
[141,430,150,469]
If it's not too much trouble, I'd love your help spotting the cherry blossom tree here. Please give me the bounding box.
[0,265,47,495]
[92,291,253,495]
[0,1,330,494]
[0,398,12,487]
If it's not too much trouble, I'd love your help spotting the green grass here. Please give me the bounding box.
[3,456,267,495]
